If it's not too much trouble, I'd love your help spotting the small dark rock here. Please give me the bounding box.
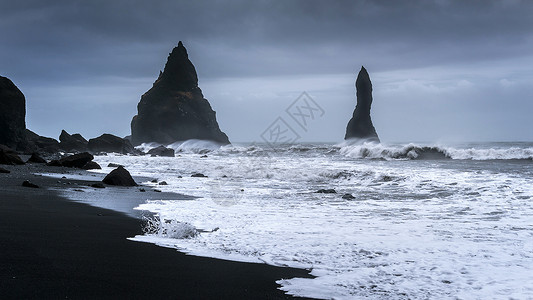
[200,155,208,158]
[108,163,123,168]
[91,183,105,188]
[46,160,62,167]
[316,189,337,194]
[0,167,10,173]
[147,145,175,157]
[153,189,162,192]
[139,188,146,192]
[158,181,168,185]
[342,193,355,200]
[22,180,39,188]
[191,173,207,178]
[102,166,137,186]
[151,179,158,183]
[27,153,47,163]
[59,152,94,168]
[82,161,101,170]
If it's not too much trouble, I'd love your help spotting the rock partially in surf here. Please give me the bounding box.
[0,167,10,173]
[107,163,124,168]
[59,130,88,152]
[158,181,168,185]
[0,76,26,150]
[102,166,137,186]
[342,193,355,200]
[130,41,230,146]
[345,66,380,142]
[191,173,207,178]
[27,153,47,163]
[316,188,337,194]
[59,152,94,168]
[0,145,25,165]
[22,180,39,188]
[88,134,135,154]
[82,161,101,170]
[91,182,105,189]
[147,145,175,157]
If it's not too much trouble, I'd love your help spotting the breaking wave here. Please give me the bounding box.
[339,142,533,161]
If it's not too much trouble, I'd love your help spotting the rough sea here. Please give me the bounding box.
[89,140,533,299]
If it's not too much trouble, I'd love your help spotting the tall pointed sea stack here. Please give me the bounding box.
[0,76,26,149]
[131,42,230,145]
[344,66,380,142]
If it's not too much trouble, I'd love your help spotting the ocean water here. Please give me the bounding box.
[90,140,533,299]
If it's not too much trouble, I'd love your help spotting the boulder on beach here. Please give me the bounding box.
[0,145,25,165]
[27,153,47,163]
[88,134,135,154]
[316,188,337,194]
[130,41,230,146]
[59,152,94,168]
[82,161,101,170]
[0,76,26,150]
[102,166,137,186]
[147,145,175,157]
[59,130,88,152]
[345,66,380,142]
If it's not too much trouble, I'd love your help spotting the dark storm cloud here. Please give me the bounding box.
[1,0,532,141]
[2,0,533,80]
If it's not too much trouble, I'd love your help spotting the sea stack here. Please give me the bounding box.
[344,66,380,142]
[131,42,230,146]
[0,76,26,149]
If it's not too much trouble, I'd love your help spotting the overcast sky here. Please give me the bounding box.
[1,0,532,143]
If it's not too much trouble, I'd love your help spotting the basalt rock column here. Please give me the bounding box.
[344,66,380,142]
[131,42,230,145]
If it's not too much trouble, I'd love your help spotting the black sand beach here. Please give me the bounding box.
[0,164,312,299]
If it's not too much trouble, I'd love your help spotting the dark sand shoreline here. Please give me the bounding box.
[0,164,313,299]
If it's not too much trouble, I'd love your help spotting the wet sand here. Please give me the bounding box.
[0,164,313,299]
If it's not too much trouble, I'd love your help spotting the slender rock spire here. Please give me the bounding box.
[344,66,380,142]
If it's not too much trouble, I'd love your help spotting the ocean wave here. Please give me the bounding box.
[339,142,533,161]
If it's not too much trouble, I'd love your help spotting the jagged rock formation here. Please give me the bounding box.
[0,76,26,149]
[131,41,229,146]
[0,145,24,165]
[25,129,60,154]
[345,66,380,142]
[88,134,135,154]
[59,130,88,152]
[147,145,175,157]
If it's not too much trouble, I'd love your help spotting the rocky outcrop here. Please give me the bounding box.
[0,76,26,149]
[25,129,60,154]
[0,145,24,165]
[88,134,135,154]
[102,166,137,186]
[59,130,88,152]
[345,66,380,142]
[131,41,230,146]
[59,152,94,168]
[27,153,47,163]
[147,145,175,157]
